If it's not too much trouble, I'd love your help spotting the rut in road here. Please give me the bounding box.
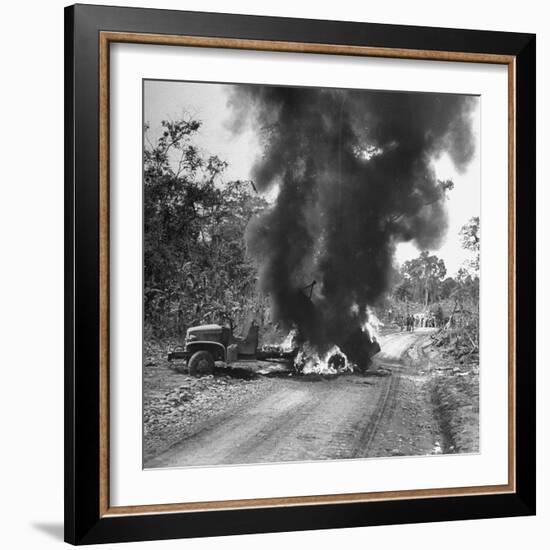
[145,331,432,469]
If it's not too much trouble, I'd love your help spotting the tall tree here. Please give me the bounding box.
[459,216,480,273]
[401,250,447,306]
[144,118,267,337]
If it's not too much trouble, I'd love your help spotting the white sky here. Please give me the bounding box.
[144,80,480,276]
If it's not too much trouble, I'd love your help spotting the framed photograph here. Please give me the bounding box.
[65,4,536,545]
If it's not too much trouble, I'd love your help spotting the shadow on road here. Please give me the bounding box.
[213,365,259,380]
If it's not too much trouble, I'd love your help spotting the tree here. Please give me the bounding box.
[439,276,458,300]
[455,216,480,311]
[441,218,480,353]
[459,216,480,273]
[394,276,413,302]
[144,118,267,337]
[401,250,447,306]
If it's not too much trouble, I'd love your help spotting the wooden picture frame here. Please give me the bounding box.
[65,3,536,545]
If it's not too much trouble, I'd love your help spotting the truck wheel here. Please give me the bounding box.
[188,351,215,377]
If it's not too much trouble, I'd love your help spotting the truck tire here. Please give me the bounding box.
[188,350,215,377]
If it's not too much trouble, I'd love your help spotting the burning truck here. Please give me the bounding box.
[168,291,380,376]
[168,87,475,377]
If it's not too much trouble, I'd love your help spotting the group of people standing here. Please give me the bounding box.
[397,312,440,331]
[396,313,416,332]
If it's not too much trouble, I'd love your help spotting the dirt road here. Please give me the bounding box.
[377,330,430,363]
[146,329,437,468]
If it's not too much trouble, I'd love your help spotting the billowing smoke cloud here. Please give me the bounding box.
[227,85,477,365]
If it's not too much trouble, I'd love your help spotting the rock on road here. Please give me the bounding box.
[145,329,435,469]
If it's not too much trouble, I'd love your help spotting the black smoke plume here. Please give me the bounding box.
[228,85,477,366]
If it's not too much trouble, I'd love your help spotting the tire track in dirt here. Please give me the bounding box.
[367,329,442,457]
[146,331,434,468]
[359,373,400,456]
[146,378,387,467]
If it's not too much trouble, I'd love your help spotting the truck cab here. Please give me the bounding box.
[168,322,259,376]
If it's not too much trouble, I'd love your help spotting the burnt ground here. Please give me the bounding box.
[143,330,479,467]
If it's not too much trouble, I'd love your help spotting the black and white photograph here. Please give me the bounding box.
[142,80,481,469]
[0,0,544,545]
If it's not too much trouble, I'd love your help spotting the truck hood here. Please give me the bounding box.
[187,324,222,333]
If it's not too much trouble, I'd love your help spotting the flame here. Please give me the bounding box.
[280,329,298,352]
[363,306,382,342]
[294,344,353,375]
